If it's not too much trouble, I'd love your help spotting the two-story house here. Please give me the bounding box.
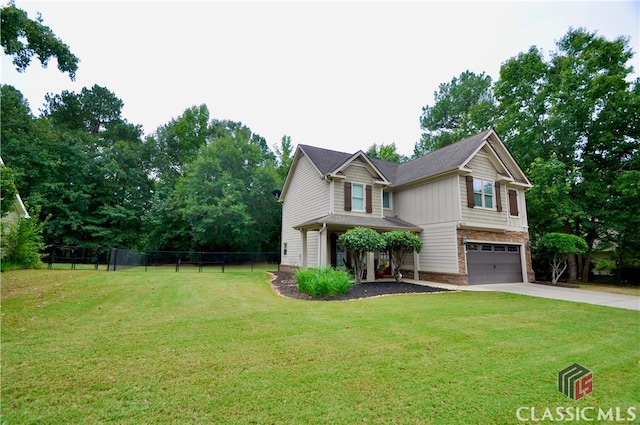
[278,129,535,285]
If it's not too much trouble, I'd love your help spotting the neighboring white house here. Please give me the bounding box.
[1,156,30,261]
[278,128,535,285]
[0,156,29,225]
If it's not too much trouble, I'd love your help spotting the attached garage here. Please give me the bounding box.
[466,243,523,284]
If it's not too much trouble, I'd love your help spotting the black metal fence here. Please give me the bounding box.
[44,245,280,272]
[44,245,110,270]
[109,249,280,272]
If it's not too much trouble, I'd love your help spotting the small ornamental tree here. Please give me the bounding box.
[382,231,423,282]
[337,227,385,285]
[538,232,588,284]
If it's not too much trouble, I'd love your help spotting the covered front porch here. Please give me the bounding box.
[294,214,423,282]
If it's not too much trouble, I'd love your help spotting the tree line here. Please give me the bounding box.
[1,2,638,281]
[1,85,290,252]
[412,28,639,282]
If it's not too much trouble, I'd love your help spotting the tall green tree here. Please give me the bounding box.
[0,85,36,193]
[1,1,79,79]
[146,104,210,185]
[274,135,294,181]
[175,120,280,252]
[415,70,497,156]
[30,85,150,247]
[366,142,408,163]
[495,28,640,281]
[0,164,18,217]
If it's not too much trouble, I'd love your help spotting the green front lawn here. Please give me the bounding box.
[2,270,638,424]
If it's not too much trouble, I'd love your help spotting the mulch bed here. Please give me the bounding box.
[269,271,451,301]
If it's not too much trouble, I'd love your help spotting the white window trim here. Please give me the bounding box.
[382,190,392,210]
[351,182,366,212]
[473,177,495,210]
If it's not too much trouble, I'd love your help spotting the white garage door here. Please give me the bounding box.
[467,244,523,284]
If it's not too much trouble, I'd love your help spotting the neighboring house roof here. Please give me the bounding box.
[0,156,29,219]
[282,128,530,200]
[294,214,422,232]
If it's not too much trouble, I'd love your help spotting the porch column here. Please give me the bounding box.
[319,226,328,267]
[366,251,375,281]
[301,230,308,267]
[413,250,420,281]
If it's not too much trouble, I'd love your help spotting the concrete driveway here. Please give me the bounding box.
[416,281,640,311]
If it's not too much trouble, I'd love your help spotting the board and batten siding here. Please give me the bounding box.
[460,152,529,231]
[506,186,529,229]
[334,159,383,216]
[393,175,461,225]
[460,153,509,228]
[280,154,330,267]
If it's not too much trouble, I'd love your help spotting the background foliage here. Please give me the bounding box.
[1,4,637,282]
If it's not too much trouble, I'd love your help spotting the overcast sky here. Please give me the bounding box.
[2,1,639,157]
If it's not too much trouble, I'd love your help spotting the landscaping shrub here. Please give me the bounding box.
[295,267,353,297]
[0,211,45,271]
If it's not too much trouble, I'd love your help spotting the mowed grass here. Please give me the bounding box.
[1,270,638,424]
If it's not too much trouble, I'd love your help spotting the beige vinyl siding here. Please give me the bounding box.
[460,153,529,231]
[393,175,460,225]
[460,153,509,228]
[417,222,459,273]
[280,154,329,267]
[506,186,529,229]
[334,159,383,217]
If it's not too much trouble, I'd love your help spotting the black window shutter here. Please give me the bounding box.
[495,182,502,212]
[466,176,475,208]
[365,185,372,213]
[508,189,519,216]
[344,182,352,211]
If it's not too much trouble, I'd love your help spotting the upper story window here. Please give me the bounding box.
[466,176,502,212]
[473,177,493,209]
[352,183,364,211]
[344,182,372,213]
[382,191,391,209]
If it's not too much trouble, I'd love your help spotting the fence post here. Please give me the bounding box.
[112,248,118,271]
[94,246,101,270]
[175,251,180,272]
[48,246,54,269]
[71,246,77,270]
[222,252,225,273]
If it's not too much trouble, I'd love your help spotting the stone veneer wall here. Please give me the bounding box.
[457,229,535,283]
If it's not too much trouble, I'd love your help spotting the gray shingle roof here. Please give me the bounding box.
[298,145,353,175]
[394,129,492,186]
[299,128,493,187]
[294,214,422,232]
